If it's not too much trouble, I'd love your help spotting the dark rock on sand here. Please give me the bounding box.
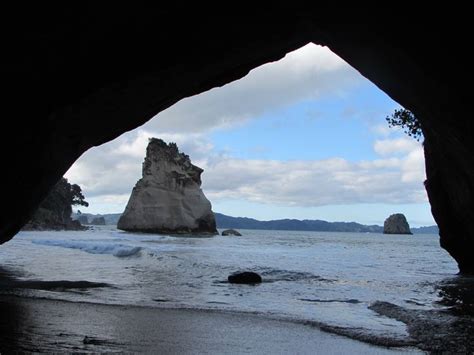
[369,300,474,353]
[222,229,242,236]
[383,214,412,235]
[228,272,262,284]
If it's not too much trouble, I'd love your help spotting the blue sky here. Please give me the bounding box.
[210,85,398,162]
[66,44,435,227]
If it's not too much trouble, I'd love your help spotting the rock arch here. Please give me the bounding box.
[1,5,473,272]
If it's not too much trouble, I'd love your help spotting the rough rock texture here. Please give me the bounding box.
[222,229,242,236]
[22,178,86,231]
[118,139,217,234]
[383,214,412,235]
[228,272,262,284]
[424,139,474,273]
[369,299,474,353]
[22,217,83,232]
[1,6,474,272]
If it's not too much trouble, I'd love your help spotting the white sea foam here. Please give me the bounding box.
[32,239,141,257]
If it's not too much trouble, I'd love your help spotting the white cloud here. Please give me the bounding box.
[67,130,427,212]
[65,44,428,214]
[200,149,427,207]
[371,123,393,137]
[141,43,363,134]
[374,137,420,156]
[113,130,152,158]
[67,128,218,198]
[401,147,425,183]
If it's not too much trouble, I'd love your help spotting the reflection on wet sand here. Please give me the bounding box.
[437,276,474,315]
[0,294,22,352]
[0,296,410,353]
[0,266,112,352]
[370,276,474,353]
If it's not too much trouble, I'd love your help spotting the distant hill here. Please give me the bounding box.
[72,211,439,234]
[411,225,439,234]
[214,213,383,233]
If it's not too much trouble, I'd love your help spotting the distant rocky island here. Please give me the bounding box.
[74,211,438,234]
[215,213,437,234]
[117,138,217,234]
[72,212,122,225]
[215,213,384,233]
[383,213,412,235]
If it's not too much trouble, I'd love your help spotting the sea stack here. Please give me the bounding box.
[117,138,217,235]
[383,213,412,235]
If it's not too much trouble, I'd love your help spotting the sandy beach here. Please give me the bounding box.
[0,295,418,354]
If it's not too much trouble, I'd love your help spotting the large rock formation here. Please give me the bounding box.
[22,178,87,231]
[383,214,412,235]
[118,138,217,234]
[1,6,474,272]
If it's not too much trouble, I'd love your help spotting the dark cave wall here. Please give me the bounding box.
[1,5,312,240]
[1,5,473,272]
[318,24,474,273]
[424,137,474,274]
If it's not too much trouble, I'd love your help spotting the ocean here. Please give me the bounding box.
[0,227,465,350]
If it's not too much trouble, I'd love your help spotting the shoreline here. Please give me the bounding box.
[0,295,418,354]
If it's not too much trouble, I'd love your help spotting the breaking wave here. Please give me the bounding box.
[32,239,142,257]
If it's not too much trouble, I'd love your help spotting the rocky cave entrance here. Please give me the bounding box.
[3,10,474,354]
[2,9,473,273]
[66,43,434,241]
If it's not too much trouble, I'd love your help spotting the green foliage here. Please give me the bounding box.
[70,183,89,207]
[27,178,88,229]
[385,109,423,141]
[40,178,88,211]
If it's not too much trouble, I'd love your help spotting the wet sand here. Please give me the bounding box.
[0,296,418,354]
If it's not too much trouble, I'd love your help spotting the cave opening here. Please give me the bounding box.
[1,16,472,275]
[66,43,436,233]
[47,44,457,318]
[2,8,474,351]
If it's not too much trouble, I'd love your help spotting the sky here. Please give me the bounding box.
[66,43,435,227]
